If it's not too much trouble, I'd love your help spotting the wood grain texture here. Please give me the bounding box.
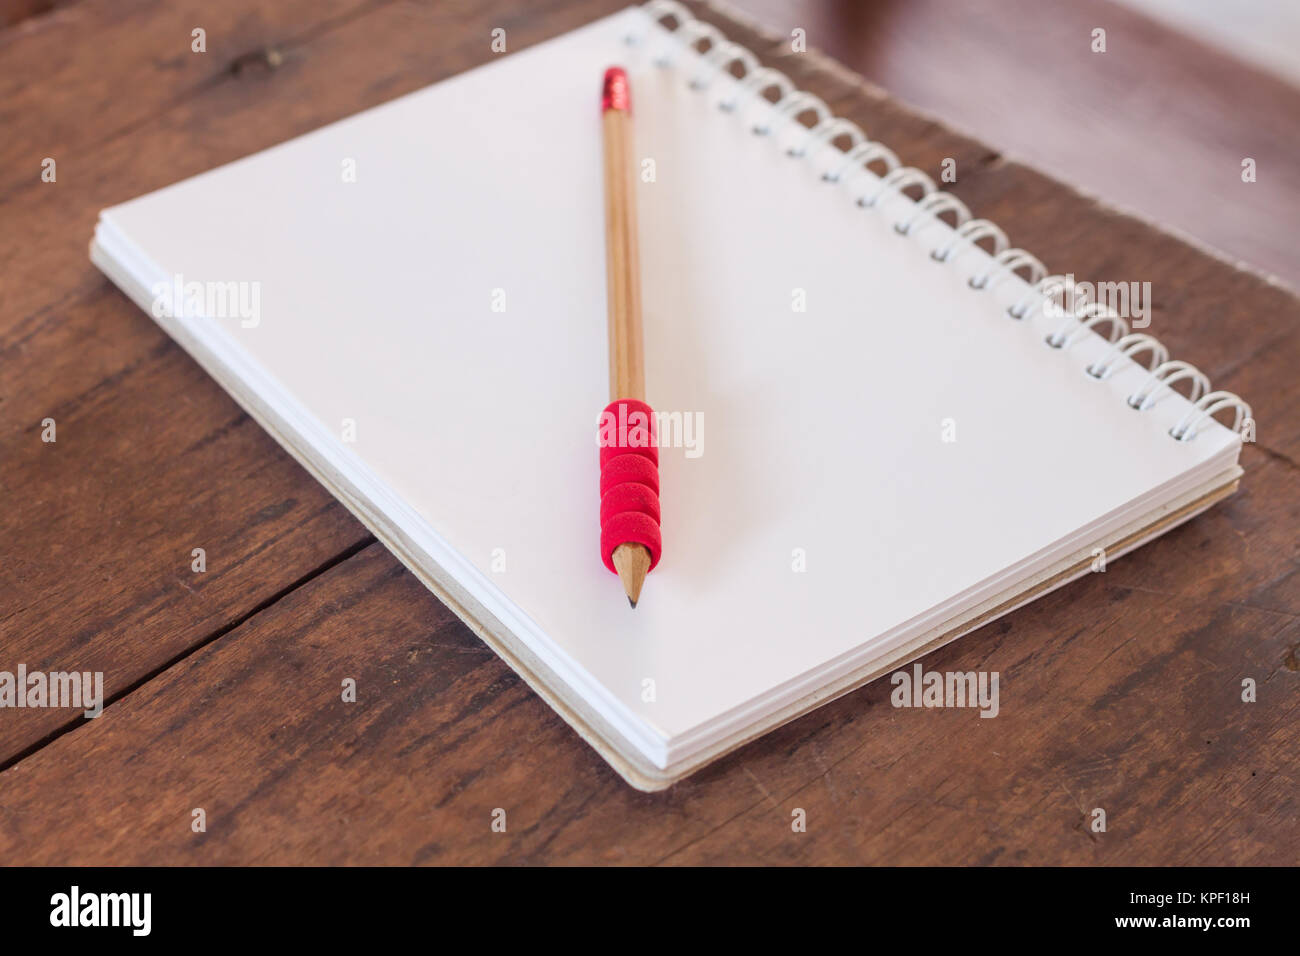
[725,0,1300,291]
[0,0,417,765]
[0,293,371,765]
[1,0,1297,863]
[0,0,71,30]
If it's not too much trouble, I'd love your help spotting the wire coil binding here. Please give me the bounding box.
[630,0,1253,443]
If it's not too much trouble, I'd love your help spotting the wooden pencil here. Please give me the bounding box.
[601,66,653,608]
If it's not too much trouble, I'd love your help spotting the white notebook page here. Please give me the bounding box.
[97,7,1239,768]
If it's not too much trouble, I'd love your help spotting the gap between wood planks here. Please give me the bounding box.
[0,535,376,774]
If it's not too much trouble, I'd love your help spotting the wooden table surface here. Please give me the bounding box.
[2,0,1297,865]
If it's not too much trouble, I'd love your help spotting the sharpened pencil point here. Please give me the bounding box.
[613,542,650,608]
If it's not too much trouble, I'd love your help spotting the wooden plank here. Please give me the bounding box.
[1,0,377,182]
[728,0,1300,290]
[0,281,371,764]
[0,0,400,763]
[0,0,73,30]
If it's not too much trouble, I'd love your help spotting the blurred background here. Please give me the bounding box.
[8,0,1295,286]
[705,0,1300,289]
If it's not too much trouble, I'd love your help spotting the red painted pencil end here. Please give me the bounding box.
[602,66,630,114]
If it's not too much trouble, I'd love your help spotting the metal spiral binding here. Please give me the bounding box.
[629,0,1254,443]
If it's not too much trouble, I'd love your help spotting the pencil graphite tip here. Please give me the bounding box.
[602,66,630,114]
[612,542,650,609]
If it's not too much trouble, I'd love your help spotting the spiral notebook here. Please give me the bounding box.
[90,2,1251,789]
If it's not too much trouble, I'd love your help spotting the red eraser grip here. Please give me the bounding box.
[598,399,661,573]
